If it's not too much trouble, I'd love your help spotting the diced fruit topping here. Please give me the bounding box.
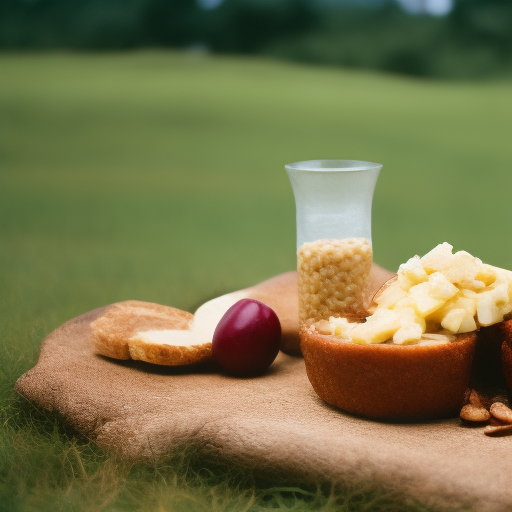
[329,316,357,338]
[350,309,401,344]
[397,256,428,291]
[408,282,445,316]
[476,295,503,326]
[314,243,512,345]
[428,272,458,301]
[458,311,478,333]
[393,323,423,345]
[315,319,333,335]
[420,242,454,272]
[373,279,407,308]
[440,308,467,333]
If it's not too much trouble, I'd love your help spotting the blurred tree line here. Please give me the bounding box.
[0,0,510,79]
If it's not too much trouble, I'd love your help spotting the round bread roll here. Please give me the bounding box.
[301,328,477,419]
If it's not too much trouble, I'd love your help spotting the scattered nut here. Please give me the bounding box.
[468,389,491,409]
[489,402,512,424]
[484,424,512,437]
[489,417,508,426]
[460,404,491,423]
[461,389,512,436]
[460,389,492,423]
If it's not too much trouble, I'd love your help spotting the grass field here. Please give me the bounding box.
[1,51,511,511]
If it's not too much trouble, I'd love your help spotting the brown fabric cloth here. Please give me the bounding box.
[15,273,512,512]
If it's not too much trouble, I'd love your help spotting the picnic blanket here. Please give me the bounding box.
[15,272,512,512]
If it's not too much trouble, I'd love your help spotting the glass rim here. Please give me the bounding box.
[285,160,382,172]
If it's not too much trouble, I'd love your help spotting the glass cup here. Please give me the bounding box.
[285,160,382,326]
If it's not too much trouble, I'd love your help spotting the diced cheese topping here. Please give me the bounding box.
[317,243,512,345]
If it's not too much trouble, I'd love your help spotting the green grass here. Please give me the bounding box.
[1,50,511,511]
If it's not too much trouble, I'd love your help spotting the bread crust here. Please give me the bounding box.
[128,335,212,366]
[91,301,206,366]
[301,328,477,419]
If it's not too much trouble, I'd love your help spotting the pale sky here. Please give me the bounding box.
[396,0,454,16]
[197,0,455,17]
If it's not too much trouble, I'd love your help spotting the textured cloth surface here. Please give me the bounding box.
[16,273,512,512]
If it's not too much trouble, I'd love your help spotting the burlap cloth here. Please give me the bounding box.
[15,272,512,512]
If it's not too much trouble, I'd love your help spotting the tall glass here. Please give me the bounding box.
[285,160,382,326]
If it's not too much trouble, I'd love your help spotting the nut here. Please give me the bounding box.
[489,417,507,426]
[484,424,512,437]
[468,389,491,409]
[460,389,492,424]
[460,390,512,436]
[460,404,491,423]
[489,402,512,424]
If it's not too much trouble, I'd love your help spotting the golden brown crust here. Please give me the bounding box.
[128,336,212,366]
[91,301,196,364]
[301,328,477,419]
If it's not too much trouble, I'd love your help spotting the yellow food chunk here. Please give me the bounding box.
[408,282,445,316]
[321,241,512,345]
[458,313,477,333]
[397,256,428,291]
[421,242,453,273]
[350,310,401,345]
[440,250,481,285]
[329,316,356,338]
[440,308,467,333]
[428,272,458,301]
[374,281,407,308]
[476,295,504,326]
[475,265,497,287]
[393,324,423,345]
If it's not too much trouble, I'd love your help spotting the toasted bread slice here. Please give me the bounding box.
[92,291,249,366]
[92,300,194,362]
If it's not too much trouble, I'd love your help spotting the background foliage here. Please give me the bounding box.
[1,0,511,79]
